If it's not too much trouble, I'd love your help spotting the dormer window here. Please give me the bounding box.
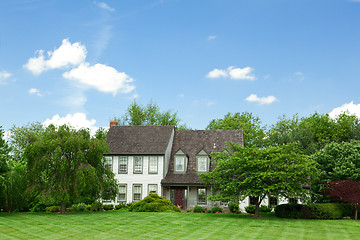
[197,150,209,172]
[174,150,187,173]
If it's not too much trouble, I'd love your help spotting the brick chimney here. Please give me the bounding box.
[110,120,117,127]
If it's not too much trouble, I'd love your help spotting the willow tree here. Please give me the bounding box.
[24,124,118,212]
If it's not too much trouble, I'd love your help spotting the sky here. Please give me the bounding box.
[1,0,360,135]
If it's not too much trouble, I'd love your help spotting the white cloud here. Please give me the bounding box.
[28,88,42,96]
[329,101,360,119]
[294,71,304,81]
[206,100,216,107]
[178,93,184,98]
[207,69,228,78]
[245,94,278,105]
[43,113,100,136]
[208,35,217,40]
[0,70,12,84]
[24,39,87,75]
[228,66,256,80]
[207,66,256,80]
[63,63,135,95]
[95,1,115,11]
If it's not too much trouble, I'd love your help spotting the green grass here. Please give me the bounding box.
[0,211,359,240]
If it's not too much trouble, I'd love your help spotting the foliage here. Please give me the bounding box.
[201,143,318,217]
[206,112,266,147]
[45,206,60,212]
[244,205,256,214]
[103,204,114,211]
[193,206,205,213]
[323,179,360,220]
[115,202,127,210]
[23,124,118,212]
[72,203,91,212]
[90,202,103,212]
[311,141,360,202]
[228,201,240,213]
[114,100,189,129]
[186,208,192,212]
[308,203,346,220]
[259,205,272,212]
[128,194,181,212]
[208,206,223,213]
[275,204,309,219]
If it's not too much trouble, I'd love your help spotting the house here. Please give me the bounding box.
[105,121,296,210]
[105,121,243,209]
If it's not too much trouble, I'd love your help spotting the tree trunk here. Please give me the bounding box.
[254,203,260,218]
[60,202,66,213]
[355,208,358,221]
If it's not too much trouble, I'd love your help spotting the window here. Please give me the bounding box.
[133,184,142,201]
[249,196,258,205]
[289,198,298,204]
[197,188,207,204]
[197,157,208,172]
[175,156,185,172]
[118,156,128,174]
[148,184,158,195]
[133,156,143,173]
[269,197,278,206]
[104,156,113,171]
[117,185,127,202]
[148,156,158,174]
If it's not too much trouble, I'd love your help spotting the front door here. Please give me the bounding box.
[173,188,185,209]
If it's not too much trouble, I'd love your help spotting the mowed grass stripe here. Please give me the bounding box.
[1,211,360,240]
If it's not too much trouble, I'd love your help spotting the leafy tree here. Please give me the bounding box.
[115,101,189,129]
[206,112,266,147]
[323,179,360,220]
[24,124,118,212]
[0,127,11,209]
[310,141,360,202]
[201,143,318,217]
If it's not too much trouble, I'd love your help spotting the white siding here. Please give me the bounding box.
[111,155,165,203]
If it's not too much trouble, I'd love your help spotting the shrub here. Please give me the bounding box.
[228,201,240,213]
[186,209,192,213]
[90,202,102,212]
[45,206,60,212]
[245,205,256,214]
[275,204,307,219]
[115,202,127,210]
[259,205,272,213]
[308,203,346,220]
[128,194,181,212]
[209,206,223,213]
[103,204,114,211]
[72,203,91,212]
[193,206,205,213]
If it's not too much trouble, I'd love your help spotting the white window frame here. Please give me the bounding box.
[175,156,186,172]
[104,156,113,172]
[148,156,158,174]
[197,156,209,172]
[117,184,127,203]
[148,184,158,195]
[133,156,143,174]
[118,156,128,174]
[133,184,142,202]
[197,187,207,204]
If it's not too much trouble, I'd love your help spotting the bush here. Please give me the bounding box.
[208,206,223,213]
[72,203,91,212]
[228,201,240,213]
[103,204,114,211]
[186,209,192,213]
[115,202,127,210]
[275,204,307,219]
[259,205,272,213]
[193,206,205,213]
[90,202,102,212]
[308,203,351,220]
[128,194,181,212]
[45,206,60,212]
[245,205,256,214]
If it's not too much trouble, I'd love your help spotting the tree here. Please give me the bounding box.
[115,101,189,129]
[200,143,318,217]
[206,112,266,147]
[323,179,360,220]
[24,124,118,212]
[0,127,11,209]
[310,141,360,202]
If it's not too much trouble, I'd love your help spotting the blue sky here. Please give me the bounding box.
[1,0,360,133]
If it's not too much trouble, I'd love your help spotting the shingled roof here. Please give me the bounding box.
[162,130,243,185]
[106,125,174,154]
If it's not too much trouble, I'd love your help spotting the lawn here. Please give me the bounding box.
[0,211,359,240]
